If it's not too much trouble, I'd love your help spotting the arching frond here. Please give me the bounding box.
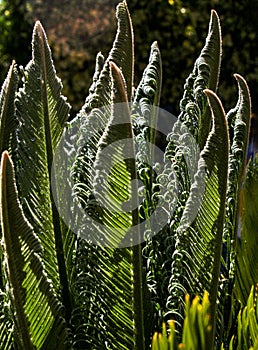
[67,63,143,349]
[234,156,258,305]
[0,61,18,155]
[0,63,19,345]
[142,10,222,334]
[177,10,222,145]
[14,22,71,308]
[0,152,69,349]
[218,74,251,343]
[166,90,229,349]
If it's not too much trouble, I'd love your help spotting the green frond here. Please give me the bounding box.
[197,10,222,148]
[144,14,222,330]
[200,10,222,92]
[216,74,251,344]
[133,40,162,143]
[134,41,162,106]
[234,155,258,305]
[80,0,133,117]
[0,61,18,155]
[166,90,229,348]
[15,22,69,290]
[131,42,163,340]
[224,74,251,246]
[229,285,258,349]
[71,0,135,219]
[89,61,136,247]
[0,62,19,317]
[177,10,221,147]
[132,41,162,230]
[54,7,136,346]
[14,21,71,314]
[69,63,146,349]
[109,0,134,101]
[0,151,69,349]
[0,290,13,350]
[53,2,134,303]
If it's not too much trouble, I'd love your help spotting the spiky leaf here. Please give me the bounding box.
[66,63,143,349]
[235,156,258,305]
[0,61,18,155]
[15,21,71,310]
[219,74,251,342]
[143,10,222,331]
[0,151,69,349]
[177,10,222,146]
[166,90,229,349]
[0,63,19,347]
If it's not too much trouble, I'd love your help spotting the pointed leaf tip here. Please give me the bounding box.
[234,73,240,81]
[211,9,219,17]
[210,9,220,27]
[109,60,117,70]
[233,73,249,87]
[203,89,226,116]
[109,60,123,80]
[109,60,128,105]
[34,20,45,37]
[1,150,10,167]
[203,88,214,97]
[203,88,221,101]
[35,20,42,28]
[233,74,251,105]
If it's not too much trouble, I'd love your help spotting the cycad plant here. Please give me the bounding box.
[0,1,257,349]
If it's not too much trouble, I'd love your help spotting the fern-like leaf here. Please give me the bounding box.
[0,63,19,338]
[219,74,251,343]
[166,90,229,349]
[14,21,71,319]
[177,10,221,147]
[80,0,133,117]
[234,155,258,305]
[68,62,145,349]
[0,151,69,349]
[0,59,19,350]
[0,61,18,155]
[133,40,162,145]
[133,41,162,221]
[143,10,221,332]
[228,285,258,349]
[224,74,251,248]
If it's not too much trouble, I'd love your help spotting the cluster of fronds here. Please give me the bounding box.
[0,1,257,349]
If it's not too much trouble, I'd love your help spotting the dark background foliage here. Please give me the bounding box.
[0,0,257,117]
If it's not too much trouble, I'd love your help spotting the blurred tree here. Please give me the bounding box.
[0,0,257,118]
[28,0,120,116]
[128,0,258,115]
[0,0,33,82]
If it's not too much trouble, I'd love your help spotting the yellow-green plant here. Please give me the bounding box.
[228,284,258,350]
[152,291,212,350]
[152,287,258,350]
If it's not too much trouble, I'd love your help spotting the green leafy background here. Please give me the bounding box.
[0,0,257,117]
